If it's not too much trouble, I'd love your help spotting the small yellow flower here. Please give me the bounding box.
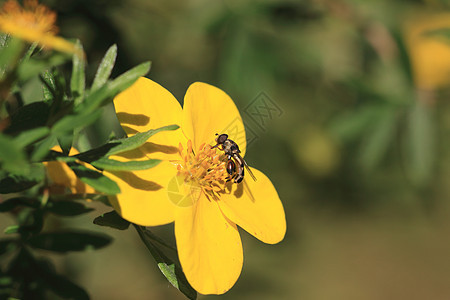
[404,12,450,90]
[0,0,80,55]
[106,77,286,294]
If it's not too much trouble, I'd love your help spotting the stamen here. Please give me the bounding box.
[175,139,232,201]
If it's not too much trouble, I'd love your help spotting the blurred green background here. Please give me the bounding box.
[6,0,450,298]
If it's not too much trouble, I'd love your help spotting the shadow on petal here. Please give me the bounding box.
[141,142,179,155]
[117,112,150,126]
[121,125,139,135]
[110,171,163,191]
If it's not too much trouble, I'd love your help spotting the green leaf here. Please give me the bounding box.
[17,52,70,82]
[0,174,39,194]
[28,230,112,253]
[68,162,120,195]
[79,61,151,114]
[90,158,161,171]
[391,30,413,86]
[0,37,24,79]
[39,262,90,300]
[330,105,381,143]
[57,134,73,156]
[405,100,436,186]
[91,44,117,91]
[14,127,49,148]
[0,239,17,256]
[7,249,89,299]
[0,197,38,212]
[71,40,85,106]
[75,124,179,162]
[4,102,51,135]
[358,107,398,170]
[0,134,29,176]
[4,226,19,234]
[51,110,102,135]
[31,135,57,162]
[93,210,130,230]
[104,124,179,156]
[41,70,56,102]
[108,61,151,94]
[134,225,197,300]
[46,201,94,217]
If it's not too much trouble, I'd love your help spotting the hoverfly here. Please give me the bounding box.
[212,133,257,183]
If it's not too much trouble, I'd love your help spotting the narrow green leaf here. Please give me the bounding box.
[14,127,49,148]
[31,135,57,162]
[0,175,39,194]
[41,70,56,102]
[71,40,85,106]
[108,61,151,94]
[405,99,436,186]
[0,134,29,176]
[358,108,398,170]
[0,197,38,212]
[93,210,130,230]
[4,225,19,234]
[4,101,51,135]
[51,110,102,134]
[56,156,78,163]
[68,162,120,195]
[78,61,151,114]
[39,261,90,300]
[17,52,70,82]
[75,124,179,162]
[90,158,161,171]
[57,133,73,156]
[28,230,112,253]
[0,37,24,79]
[46,201,94,217]
[105,124,179,156]
[135,225,197,300]
[92,44,117,91]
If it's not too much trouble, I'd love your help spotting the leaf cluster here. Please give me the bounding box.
[0,37,195,299]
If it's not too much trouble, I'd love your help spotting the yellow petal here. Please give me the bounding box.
[105,157,178,226]
[404,12,450,90]
[45,146,96,194]
[182,82,247,156]
[175,194,243,295]
[113,77,186,160]
[219,167,286,244]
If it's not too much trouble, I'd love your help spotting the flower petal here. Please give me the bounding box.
[219,167,286,244]
[45,146,96,194]
[175,194,243,295]
[182,82,247,156]
[114,77,186,160]
[105,153,178,226]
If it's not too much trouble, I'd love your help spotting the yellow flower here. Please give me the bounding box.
[45,146,96,194]
[0,0,80,56]
[404,12,450,90]
[106,77,286,294]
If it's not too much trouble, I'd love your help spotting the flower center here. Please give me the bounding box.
[0,0,57,34]
[175,140,230,201]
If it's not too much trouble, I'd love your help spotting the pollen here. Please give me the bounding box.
[176,140,230,200]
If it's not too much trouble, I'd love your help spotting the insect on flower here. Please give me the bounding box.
[212,133,257,183]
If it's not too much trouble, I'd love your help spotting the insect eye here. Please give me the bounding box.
[216,134,228,144]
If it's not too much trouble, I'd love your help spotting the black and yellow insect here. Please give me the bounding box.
[212,133,257,183]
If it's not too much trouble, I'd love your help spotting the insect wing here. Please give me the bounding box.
[238,154,257,181]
